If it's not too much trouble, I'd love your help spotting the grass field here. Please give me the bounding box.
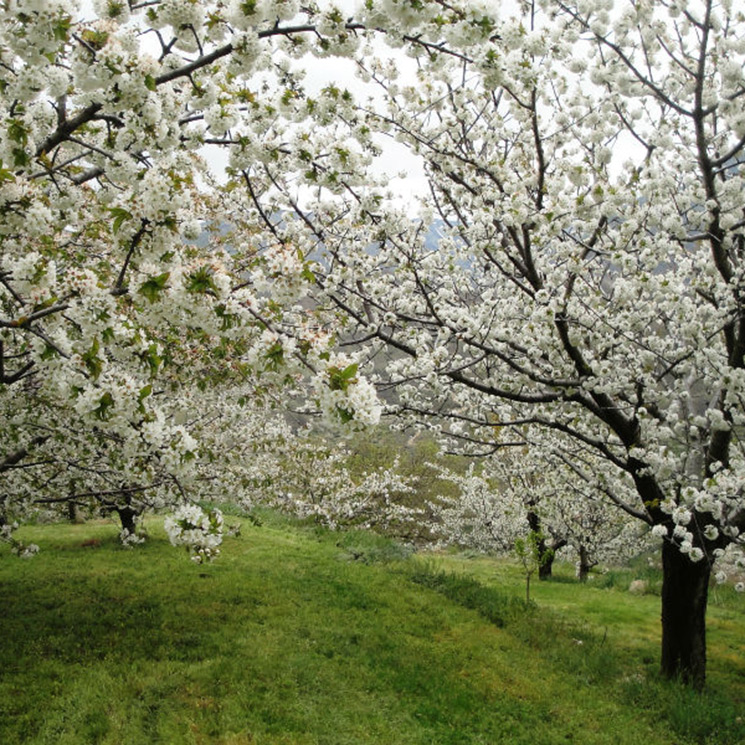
[1,512,743,745]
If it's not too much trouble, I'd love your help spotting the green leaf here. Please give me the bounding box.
[82,339,103,380]
[144,74,157,92]
[335,405,355,424]
[80,28,109,51]
[264,341,284,371]
[106,1,126,19]
[8,119,28,146]
[108,207,133,234]
[216,304,238,330]
[138,272,170,303]
[52,14,72,41]
[0,163,15,184]
[140,344,162,376]
[94,391,114,420]
[12,148,29,168]
[186,266,218,296]
[301,265,316,283]
[236,89,256,104]
[328,363,358,391]
[40,345,58,361]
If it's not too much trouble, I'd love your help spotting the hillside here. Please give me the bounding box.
[1,515,743,745]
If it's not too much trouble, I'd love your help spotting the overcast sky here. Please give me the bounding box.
[74,0,434,209]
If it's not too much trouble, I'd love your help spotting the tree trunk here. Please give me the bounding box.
[526,510,552,580]
[660,539,710,689]
[67,501,84,524]
[577,545,591,582]
[538,551,554,580]
[116,505,138,535]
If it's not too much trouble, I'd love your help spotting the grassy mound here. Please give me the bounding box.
[0,517,742,744]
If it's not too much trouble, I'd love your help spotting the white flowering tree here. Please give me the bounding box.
[0,1,386,545]
[5,0,744,690]
[430,443,643,581]
[266,425,419,533]
[257,0,745,687]
[428,462,526,554]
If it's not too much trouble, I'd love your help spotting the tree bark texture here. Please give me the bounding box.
[660,540,710,689]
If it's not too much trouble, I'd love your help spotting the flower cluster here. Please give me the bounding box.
[0,522,39,559]
[119,527,146,549]
[164,504,224,564]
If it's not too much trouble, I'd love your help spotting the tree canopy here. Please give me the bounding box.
[1,0,744,688]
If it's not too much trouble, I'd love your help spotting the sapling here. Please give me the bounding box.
[514,530,555,604]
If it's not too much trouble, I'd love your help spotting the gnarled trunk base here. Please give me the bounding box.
[116,506,138,536]
[538,554,554,580]
[526,510,565,580]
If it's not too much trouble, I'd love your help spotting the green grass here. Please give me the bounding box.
[1,518,743,745]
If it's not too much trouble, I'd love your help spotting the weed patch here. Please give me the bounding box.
[623,674,745,745]
[335,530,413,564]
[405,560,624,687]
[406,560,534,627]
